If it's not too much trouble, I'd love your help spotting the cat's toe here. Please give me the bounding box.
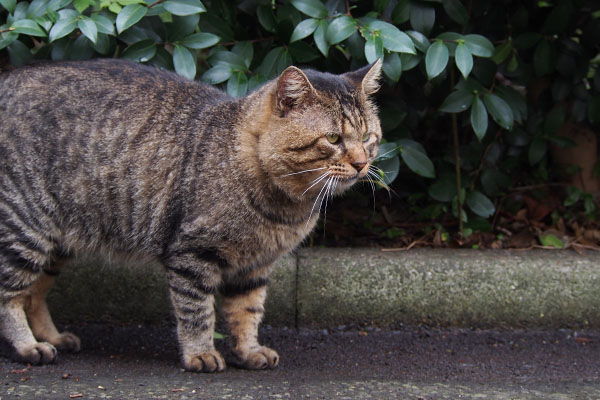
[17,342,57,365]
[238,346,279,370]
[51,332,81,352]
[183,350,226,373]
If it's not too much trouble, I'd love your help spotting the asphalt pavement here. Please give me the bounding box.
[1,324,599,399]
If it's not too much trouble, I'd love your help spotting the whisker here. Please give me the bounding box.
[306,176,332,227]
[302,171,331,196]
[279,167,327,177]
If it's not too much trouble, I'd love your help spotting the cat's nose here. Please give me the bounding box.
[351,161,367,172]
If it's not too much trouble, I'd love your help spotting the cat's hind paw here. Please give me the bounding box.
[16,342,57,365]
[50,332,81,352]
[235,346,279,370]
[183,350,226,373]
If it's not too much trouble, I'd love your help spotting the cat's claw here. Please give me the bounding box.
[236,346,279,370]
[50,332,81,352]
[16,342,58,365]
[184,350,226,373]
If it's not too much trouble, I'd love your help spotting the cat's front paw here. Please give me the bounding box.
[16,342,58,365]
[183,350,226,373]
[235,346,279,370]
[50,332,81,352]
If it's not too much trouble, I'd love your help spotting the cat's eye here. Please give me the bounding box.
[326,133,340,144]
[362,132,370,142]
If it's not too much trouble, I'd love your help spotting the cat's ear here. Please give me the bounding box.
[344,59,382,95]
[275,66,315,116]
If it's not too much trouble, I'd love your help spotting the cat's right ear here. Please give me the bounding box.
[275,67,315,117]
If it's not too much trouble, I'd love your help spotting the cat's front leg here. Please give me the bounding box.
[164,254,225,372]
[221,267,279,370]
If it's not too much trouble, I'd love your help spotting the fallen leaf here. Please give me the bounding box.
[62,373,71,380]
[576,337,593,344]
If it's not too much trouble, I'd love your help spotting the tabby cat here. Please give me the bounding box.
[0,58,382,372]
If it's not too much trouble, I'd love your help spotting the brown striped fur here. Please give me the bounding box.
[0,58,382,372]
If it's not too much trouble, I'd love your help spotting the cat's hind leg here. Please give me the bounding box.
[23,271,81,353]
[0,259,58,365]
[221,265,279,370]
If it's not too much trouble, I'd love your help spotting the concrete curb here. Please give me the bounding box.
[48,248,600,328]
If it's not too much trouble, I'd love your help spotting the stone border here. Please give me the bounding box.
[48,249,600,328]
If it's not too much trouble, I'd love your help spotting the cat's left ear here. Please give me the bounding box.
[276,66,316,117]
[344,59,382,95]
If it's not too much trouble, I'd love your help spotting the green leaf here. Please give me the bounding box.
[7,39,32,67]
[483,93,513,130]
[49,14,78,42]
[367,20,415,54]
[202,64,232,84]
[534,39,555,76]
[0,0,16,13]
[116,4,147,34]
[463,34,494,57]
[400,143,435,179]
[409,1,434,36]
[391,0,410,24]
[290,18,318,43]
[313,19,328,56]
[375,142,400,161]
[466,190,495,218]
[11,19,47,37]
[495,86,527,124]
[442,0,468,25]
[542,0,572,35]
[121,38,156,62]
[73,0,92,13]
[470,95,488,141]
[163,0,206,16]
[257,46,292,78]
[588,95,600,126]
[27,0,50,18]
[289,41,320,62]
[209,50,247,71]
[491,40,512,64]
[406,30,429,53]
[481,169,511,196]
[227,71,248,98]
[538,233,564,249]
[439,89,473,113]
[179,32,219,49]
[91,14,115,36]
[528,137,547,165]
[514,32,542,50]
[425,39,449,79]
[77,17,97,44]
[455,42,473,78]
[326,15,356,45]
[382,52,402,82]
[290,0,328,19]
[400,53,420,71]
[564,186,581,207]
[428,176,456,202]
[377,155,400,185]
[173,44,196,80]
[364,34,383,64]
[232,41,253,68]
[256,5,276,33]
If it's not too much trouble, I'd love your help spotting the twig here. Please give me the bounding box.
[219,36,276,47]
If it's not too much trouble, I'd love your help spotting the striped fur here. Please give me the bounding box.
[0,59,382,371]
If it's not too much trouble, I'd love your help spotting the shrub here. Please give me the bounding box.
[1,0,599,237]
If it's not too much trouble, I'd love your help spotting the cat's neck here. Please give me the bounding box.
[235,85,319,226]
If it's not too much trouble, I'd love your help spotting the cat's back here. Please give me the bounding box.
[0,58,228,117]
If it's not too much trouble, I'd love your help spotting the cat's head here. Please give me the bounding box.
[258,61,382,202]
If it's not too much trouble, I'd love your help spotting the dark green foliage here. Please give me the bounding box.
[1,0,599,234]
